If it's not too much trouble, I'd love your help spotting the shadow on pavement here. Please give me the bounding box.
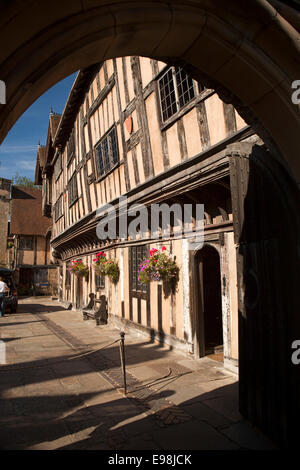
[0,381,276,450]
[16,303,67,314]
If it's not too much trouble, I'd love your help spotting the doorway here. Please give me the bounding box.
[19,267,34,295]
[196,245,223,360]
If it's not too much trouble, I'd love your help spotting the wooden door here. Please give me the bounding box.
[228,142,300,447]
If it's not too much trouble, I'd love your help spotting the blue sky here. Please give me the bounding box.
[0,73,77,182]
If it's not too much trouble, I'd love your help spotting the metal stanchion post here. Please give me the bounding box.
[119,331,127,394]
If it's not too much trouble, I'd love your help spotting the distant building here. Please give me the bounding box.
[0,177,11,267]
[9,185,57,295]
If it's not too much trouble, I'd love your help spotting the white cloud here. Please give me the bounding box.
[0,157,36,180]
[0,145,36,154]
[18,159,36,170]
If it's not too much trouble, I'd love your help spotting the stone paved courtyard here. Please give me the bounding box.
[0,297,276,450]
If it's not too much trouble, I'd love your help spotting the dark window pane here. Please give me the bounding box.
[159,69,177,121]
[68,173,78,207]
[55,194,63,221]
[95,126,119,177]
[54,154,62,180]
[102,138,110,173]
[19,236,34,250]
[175,67,195,108]
[67,129,75,165]
[130,245,148,294]
[109,128,119,165]
[96,143,104,175]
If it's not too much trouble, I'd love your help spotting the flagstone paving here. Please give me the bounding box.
[0,297,276,450]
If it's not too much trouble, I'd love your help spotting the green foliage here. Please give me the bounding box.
[69,260,89,279]
[18,287,33,296]
[104,260,120,283]
[13,172,41,189]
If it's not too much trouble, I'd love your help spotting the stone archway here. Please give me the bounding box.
[0,1,300,181]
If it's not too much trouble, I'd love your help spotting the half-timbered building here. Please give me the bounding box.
[35,56,261,373]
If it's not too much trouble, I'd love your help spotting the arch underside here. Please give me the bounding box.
[0,1,300,181]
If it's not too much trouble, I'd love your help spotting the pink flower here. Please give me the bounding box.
[93,258,97,262]
[162,246,167,251]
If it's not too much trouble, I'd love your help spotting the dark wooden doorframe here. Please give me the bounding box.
[227,141,300,447]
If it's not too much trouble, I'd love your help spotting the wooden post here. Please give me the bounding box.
[119,331,127,394]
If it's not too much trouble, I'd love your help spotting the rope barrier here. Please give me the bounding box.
[0,338,120,372]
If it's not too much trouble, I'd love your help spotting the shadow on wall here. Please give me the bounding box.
[149,328,167,348]
[11,187,35,200]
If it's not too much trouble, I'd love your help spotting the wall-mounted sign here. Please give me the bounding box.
[125,116,133,134]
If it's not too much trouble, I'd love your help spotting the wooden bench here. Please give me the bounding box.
[82,294,108,326]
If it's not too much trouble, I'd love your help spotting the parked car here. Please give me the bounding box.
[0,268,18,313]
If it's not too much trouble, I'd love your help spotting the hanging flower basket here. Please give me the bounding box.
[92,251,120,283]
[69,260,89,279]
[138,246,179,284]
[92,252,107,277]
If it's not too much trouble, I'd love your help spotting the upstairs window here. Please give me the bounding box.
[54,194,63,221]
[19,236,33,251]
[158,66,198,122]
[95,127,119,177]
[54,153,62,180]
[68,173,78,207]
[67,129,75,165]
